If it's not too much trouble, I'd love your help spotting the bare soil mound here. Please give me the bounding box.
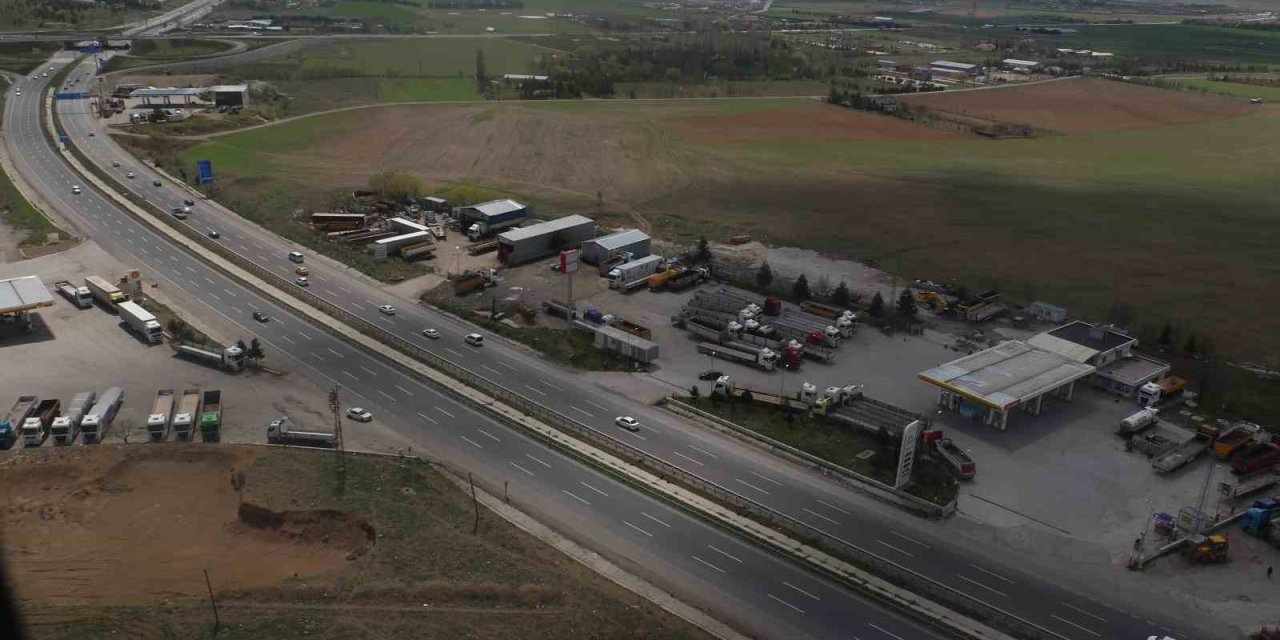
[0,446,355,605]
[673,102,962,142]
[900,77,1253,134]
[235,503,375,556]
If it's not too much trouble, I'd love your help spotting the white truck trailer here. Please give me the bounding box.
[146,389,175,442]
[175,343,246,371]
[51,391,96,445]
[81,387,124,444]
[171,389,202,441]
[608,255,664,292]
[117,300,162,344]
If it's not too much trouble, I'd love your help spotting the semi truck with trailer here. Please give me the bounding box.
[175,343,246,372]
[81,387,124,444]
[666,267,709,292]
[84,275,127,307]
[696,342,778,372]
[1215,423,1261,460]
[117,300,163,344]
[171,389,202,441]
[146,389,175,442]
[200,390,222,442]
[453,269,499,296]
[608,255,664,291]
[55,280,93,309]
[266,416,336,447]
[21,399,60,447]
[51,391,95,445]
[1,395,40,449]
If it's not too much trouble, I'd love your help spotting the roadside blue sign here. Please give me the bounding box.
[58,133,69,144]
[196,160,214,185]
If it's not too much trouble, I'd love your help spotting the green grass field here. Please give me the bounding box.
[1159,77,1280,102]
[298,38,548,78]
[214,0,600,33]
[178,93,1280,360]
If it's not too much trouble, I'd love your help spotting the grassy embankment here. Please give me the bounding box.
[1157,77,1280,102]
[21,447,710,640]
[102,38,238,73]
[681,396,959,506]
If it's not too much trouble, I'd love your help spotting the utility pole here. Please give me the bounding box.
[329,386,345,494]
[203,569,220,636]
[469,472,480,534]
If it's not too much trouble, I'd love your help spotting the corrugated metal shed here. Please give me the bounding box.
[471,199,526,219]
[576,321,659,363]
[581,229,650,264]
[499,215,593,242]
[0,276,55,314]
[918,340,1094,410]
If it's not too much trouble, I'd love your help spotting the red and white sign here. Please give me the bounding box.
[560,249,579,274]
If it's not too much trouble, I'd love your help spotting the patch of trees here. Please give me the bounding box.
[536,34,823,98]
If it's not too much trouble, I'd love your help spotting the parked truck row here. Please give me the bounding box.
[0,387,224,448]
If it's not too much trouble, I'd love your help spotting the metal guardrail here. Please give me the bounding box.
[666,398,957,519]
[53,98,1058,640]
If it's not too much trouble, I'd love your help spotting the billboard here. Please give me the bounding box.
[895,420,924,489]
[196,159,214,185]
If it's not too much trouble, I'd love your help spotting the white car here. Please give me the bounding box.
[422,328,441,339]
[615,416,640,432]
[378,304,396,316]
[126,172,135,179]
[465,333,484,347]
[346,407,373,422]
[71,185,81,194]
[295,276,310,287]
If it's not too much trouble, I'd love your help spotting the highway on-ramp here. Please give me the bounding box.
[4,58,954,640]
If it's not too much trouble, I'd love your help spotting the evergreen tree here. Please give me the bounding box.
[896,289,917,318]
[1183,334,1199,358]
[696,236,711,263]
[832,281,851,308]
[1158,323,1174,349]
[792,274,810,301]
[475,48,487,92]
[869,292,885,317]
[756,261,773,289]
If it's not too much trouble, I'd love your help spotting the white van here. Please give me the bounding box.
[288,251,304,264]
[465,333,484,347]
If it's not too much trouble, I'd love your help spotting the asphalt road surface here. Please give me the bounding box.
[4,59,957,640]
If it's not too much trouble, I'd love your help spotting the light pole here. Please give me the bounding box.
[454,246,461,276]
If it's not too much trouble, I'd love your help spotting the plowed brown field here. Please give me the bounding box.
[900,77,1253,133]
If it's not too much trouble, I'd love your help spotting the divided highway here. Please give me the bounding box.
[5,59,949,640]
[7,50,1215,640]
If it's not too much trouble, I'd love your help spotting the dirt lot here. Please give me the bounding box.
[5,446,711,640]
[900,77,1255,134]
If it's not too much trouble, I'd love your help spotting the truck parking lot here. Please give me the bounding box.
[0,242,410,453]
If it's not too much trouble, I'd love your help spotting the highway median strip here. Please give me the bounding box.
[47,71,1019,640]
